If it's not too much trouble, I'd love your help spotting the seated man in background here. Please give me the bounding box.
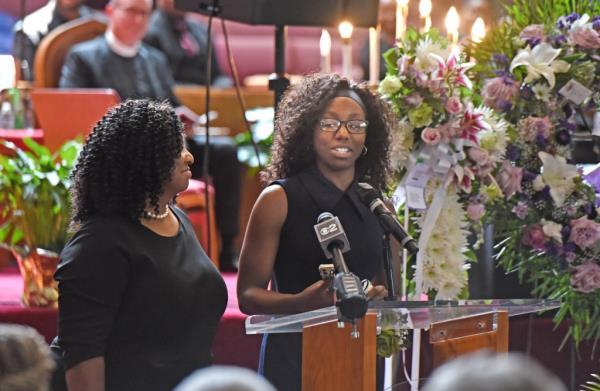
[144,0,232,87]
[60,0,242,271]
[12,0,99,80]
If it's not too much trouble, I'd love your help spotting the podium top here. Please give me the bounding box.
[245,299,560,335]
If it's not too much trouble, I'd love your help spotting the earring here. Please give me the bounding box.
[362,146,368,156]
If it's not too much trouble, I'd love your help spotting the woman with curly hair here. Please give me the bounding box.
[50,99,227,391]
[237,73,399,390]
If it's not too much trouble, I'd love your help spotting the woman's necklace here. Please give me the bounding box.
[144,205,170,220]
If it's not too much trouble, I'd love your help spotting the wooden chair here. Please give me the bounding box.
[34,17,107,88]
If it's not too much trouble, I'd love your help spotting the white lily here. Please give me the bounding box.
[569,14,591,31]
[539,151,578,206]
[509,43,570,88]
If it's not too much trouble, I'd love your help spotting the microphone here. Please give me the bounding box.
[313,212,350,262]
[356,183,419,255]
[314,212,367,321]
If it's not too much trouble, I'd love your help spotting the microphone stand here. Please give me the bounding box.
[381,234,397,300]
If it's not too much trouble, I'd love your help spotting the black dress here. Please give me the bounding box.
[51,206,227,391]
[259,166,384,391]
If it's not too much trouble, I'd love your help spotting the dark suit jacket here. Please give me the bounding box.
[12,3,97,80]
[59,36,179,105]
[144,11,230,86]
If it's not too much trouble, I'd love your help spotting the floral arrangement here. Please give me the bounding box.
[379,28,509,300]
[476,11,600,345]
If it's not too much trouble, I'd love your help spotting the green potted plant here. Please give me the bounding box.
[0,138,81,307]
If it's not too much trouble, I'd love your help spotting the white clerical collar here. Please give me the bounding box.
[105,30,140,58]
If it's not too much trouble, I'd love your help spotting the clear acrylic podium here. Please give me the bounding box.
[246,299,560,391]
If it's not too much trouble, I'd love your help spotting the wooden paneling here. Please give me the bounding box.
[174,86,274,136]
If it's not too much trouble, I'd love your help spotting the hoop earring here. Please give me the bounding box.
[362,146,368,156]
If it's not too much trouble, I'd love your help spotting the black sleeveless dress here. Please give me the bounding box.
[259,166,384,391]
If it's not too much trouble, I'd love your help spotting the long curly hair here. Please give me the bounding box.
[70,99,183,225]
[262,73,395,192]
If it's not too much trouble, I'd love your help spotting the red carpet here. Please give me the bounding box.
[0,267,261,370]
[2,267,598,385]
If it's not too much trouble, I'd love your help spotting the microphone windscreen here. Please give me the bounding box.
[317,211,334,224]
[356,182,380,206]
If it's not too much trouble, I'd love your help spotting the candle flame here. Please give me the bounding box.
[338,21,354,39]
[445,6,459,34]
[320,30,331,56]
[471,17,486,43]
[419,0,431,18]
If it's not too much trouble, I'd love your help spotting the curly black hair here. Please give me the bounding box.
[70,99,183,225]
[262,73,395,192]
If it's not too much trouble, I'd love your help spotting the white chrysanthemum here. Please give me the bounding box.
[474,106,508,156]
[532,83,552,102]
[418,189,470,299]
[390,121,414,170]
[414,37,449,72]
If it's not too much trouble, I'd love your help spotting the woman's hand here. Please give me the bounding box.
[298,280,335,312]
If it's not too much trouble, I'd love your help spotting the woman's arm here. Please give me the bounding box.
[66,357,105,391]
[237,185,334,315]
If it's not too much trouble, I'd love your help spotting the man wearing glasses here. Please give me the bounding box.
[59,0,178,104]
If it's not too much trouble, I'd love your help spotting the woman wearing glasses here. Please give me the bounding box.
[237,73,398,390]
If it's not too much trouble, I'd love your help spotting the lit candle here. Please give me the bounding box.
[320,29,332,73]
[338,21,354,79]
[445,6,459,46]
[0,55,16,90]
[471,17,486,43]
[419,0,432,33]
[395,0,409,40]
[369,26,381,85]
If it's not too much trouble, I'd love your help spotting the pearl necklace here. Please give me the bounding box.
[144,205,170,220]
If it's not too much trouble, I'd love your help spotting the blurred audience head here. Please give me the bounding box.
[0,324,55,391]
[106,0,153,45]
[70,99,185,225]
[174,366,276,391]
[263,72,394,191]
[422,351,567,391]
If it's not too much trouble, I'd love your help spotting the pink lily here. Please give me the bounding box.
[432,51,475,90]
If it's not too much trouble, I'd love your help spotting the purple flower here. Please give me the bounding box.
[492,54,510,67]
[586,203,598,219]
[552,34,568,46]
[482,77,519,111]
[593,19,600,31]
[522,170,538,181]
[522,224,546,250]
[512,201,529,219]
[571,262,600,293]
[558,119,576,131]
[570,27,600,49]
[563,241,577,253]
[566,12,580,23]
[546,241,560,256]
[520,85,534,100]
[570,216,600,248]
[506,144,521,161]
[535,132,548,148]
[561,225,572,241]
[497,100,513,112]
[555,130,571,145]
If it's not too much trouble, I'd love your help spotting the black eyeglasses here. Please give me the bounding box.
[319,118,369,134]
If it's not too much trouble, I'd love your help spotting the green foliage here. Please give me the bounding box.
[0,139,81,255]
[581,374,600,391]
[466,0,600,74]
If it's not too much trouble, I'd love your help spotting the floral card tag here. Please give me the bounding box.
[593,112,600,137]
[405,164,430,210]
[559,79,593,105]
